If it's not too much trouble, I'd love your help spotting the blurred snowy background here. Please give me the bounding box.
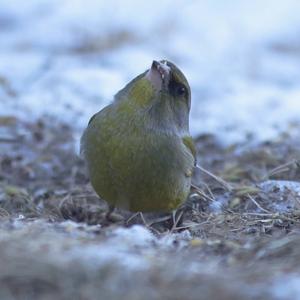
[1,0,300,142]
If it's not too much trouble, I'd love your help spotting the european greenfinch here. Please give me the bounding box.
[81,60,195,212]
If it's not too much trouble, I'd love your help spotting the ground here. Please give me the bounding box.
[2,1,300,299]
[1,117,300,299]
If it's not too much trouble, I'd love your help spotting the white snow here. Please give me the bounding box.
[1,0,300,142]
[0,220,194,272]
[272,274,300,300]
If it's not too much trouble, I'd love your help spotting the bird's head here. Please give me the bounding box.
[115,60,191,133]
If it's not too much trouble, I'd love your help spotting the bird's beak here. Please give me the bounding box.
[146,60,170,91]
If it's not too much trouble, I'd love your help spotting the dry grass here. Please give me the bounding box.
[1,118,300,299]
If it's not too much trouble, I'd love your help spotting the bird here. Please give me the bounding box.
[81,60,196,213]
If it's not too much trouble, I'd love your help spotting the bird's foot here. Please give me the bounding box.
[104,205,124,223]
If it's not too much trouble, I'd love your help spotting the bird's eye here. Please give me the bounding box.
[176,85,187,97]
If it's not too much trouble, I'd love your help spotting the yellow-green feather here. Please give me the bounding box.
[182,136,196,164]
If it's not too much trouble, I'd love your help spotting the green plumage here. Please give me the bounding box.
[81,60,195,212]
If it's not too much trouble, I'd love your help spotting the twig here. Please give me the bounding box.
[266,160,299,179]
[199,181,216,200]
[126,212,148,226]
[241,212,299,223]
[195,164,233,191]
[148,215,171,226]
[242,212,274,217]
[170,210,184,232]
[191,184,215,202]
[174,220,211,231]
[247,194,270,213]
[0,208,10,217]
[0,137,19,143]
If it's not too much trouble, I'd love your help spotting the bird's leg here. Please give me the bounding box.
[104,204,124,223]
[170,210,184,232]
[126,212,139,224]
[126,212,149,227]
[139,212,148,227]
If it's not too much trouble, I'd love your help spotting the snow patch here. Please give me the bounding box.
[1,0,300,143]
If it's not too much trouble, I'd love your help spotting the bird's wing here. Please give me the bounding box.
[182,135,197,166]
[88,112,98,125]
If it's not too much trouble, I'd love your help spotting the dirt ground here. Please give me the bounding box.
[1,116,300,300]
